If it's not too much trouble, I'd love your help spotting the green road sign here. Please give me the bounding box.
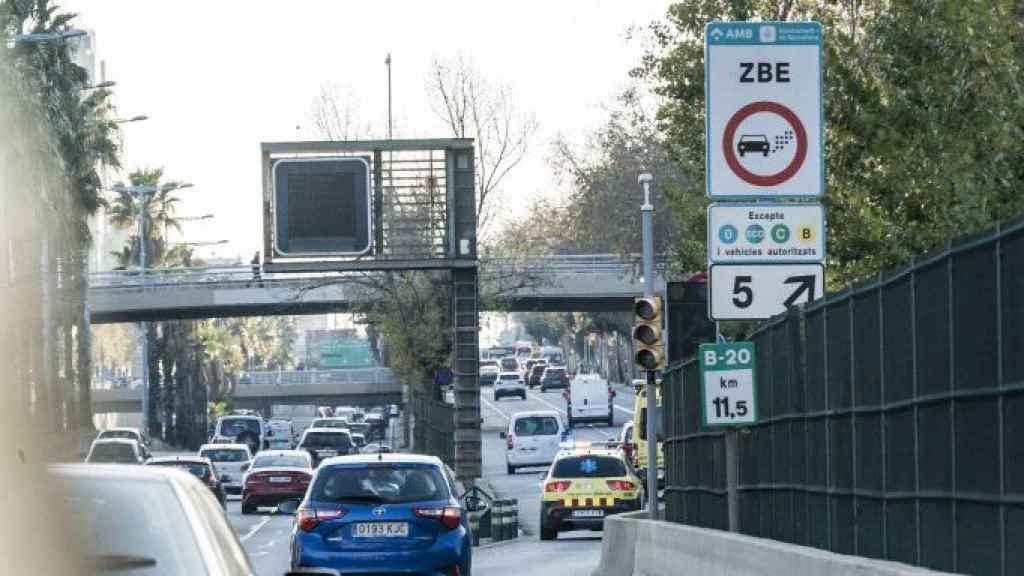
[698,342,758,426]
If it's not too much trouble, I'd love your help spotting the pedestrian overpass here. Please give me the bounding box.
[91,368,400,414]
[87,254,666,323]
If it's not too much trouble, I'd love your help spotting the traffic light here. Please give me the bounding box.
[633,296,665,371]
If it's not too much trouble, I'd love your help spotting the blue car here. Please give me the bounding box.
[291,453,472,575]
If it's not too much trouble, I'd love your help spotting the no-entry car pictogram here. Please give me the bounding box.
[723,101,807,187]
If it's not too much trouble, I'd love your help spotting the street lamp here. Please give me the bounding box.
[8,28,86,46]
[115,115,148,124]
[79,80,117,91]
[108,181,192,436]
[178,214,215,222]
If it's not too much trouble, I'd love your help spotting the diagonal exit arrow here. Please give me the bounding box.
[783,275,816,307]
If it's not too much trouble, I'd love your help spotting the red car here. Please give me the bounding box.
[241,449,313,514]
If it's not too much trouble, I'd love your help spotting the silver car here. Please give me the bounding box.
[50,464,335,576]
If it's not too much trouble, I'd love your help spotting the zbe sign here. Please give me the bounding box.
[705,22,823,198]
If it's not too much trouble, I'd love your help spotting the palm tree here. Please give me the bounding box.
[107,167,186,269]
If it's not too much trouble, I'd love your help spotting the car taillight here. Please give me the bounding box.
[545,480,572,493]
[608,389,616,399]
[296,508,347,532]
[414,506,461,530]
[562,391,570,400]
[606,479,636,491]
[506,434,514,450]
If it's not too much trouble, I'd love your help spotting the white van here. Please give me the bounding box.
[501,410,566,474]
[565,373,615,427]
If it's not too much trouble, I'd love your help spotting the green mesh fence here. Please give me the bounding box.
[664,216,1024,576]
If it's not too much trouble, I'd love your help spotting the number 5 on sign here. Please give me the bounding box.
[699,342,758,427]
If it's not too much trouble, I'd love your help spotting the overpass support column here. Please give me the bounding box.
[452,267,480,482]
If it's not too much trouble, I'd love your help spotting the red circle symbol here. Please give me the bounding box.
[722,101,807,187]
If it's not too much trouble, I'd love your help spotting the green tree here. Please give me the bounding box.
[637,0,1024,283]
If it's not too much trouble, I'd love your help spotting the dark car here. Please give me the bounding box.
[737,134,770,157]
[145,456,227,507]
[528,362,548,388]
[298,428,355,467]
[364,413,386,441]
[539,366,569,392]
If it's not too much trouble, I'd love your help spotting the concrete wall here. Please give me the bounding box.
[593,513,961,576]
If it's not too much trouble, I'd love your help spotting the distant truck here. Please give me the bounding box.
[270,404,317,438]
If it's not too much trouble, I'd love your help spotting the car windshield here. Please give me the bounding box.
[200,449,248,462]
[545,368,565,377]
[514,416,560,436]
[148,461,210,479]
[98,430,139,441]
[551,456,627,478]
[312,464,449,504]
[500,358,519,371]
[500,374,519,381]
[740,134,767,142]
[60,476,208,575]
[88,443,136,463]
[252,454,309,469]
[301,432,352,449]
[219,418,260,437]
[531,365,547,375]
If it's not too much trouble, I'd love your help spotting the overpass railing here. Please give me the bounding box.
[237,368,393,387]
[87,254,666,289]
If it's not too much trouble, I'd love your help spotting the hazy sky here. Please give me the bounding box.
[64,0,672,262]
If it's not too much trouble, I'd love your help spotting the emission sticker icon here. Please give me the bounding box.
[705,21,823,198]
[707,203,825,264]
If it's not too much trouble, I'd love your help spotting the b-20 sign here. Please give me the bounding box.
[705,22,823,198]
[699,342,758,426]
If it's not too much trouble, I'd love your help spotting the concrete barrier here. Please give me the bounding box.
[594,514,961,576]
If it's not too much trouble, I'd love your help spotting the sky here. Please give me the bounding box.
[64,0,673,263]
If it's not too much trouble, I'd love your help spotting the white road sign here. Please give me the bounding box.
[705,22,823,198]
[708,203,825,263]
[709,264,824,320]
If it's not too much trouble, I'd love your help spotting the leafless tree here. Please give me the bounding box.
[308,84,373,141]
[428,55,537,242]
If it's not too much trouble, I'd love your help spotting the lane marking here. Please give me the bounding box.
[527,391,567,414]
[240,517,271,543]
[480,395,510,422]
[614,404,635,415]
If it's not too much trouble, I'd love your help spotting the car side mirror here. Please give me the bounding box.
[499,432,507,439]
[241,463,250,471]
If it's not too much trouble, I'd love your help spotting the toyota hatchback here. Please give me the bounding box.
[290,453,471,575]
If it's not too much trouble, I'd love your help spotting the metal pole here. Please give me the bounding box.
[138,194,149,436]
[638,172,658,520]
[716,320,739,531]
[386,53,393,140]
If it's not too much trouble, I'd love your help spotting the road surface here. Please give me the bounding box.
[226,381,638,575]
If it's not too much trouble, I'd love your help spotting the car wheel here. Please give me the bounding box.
[520,392,527,400]
[507,463,516,475]
[540,517,558,541]
[493,394,499,402]
[241,498,256,515]
[607,414,614,427]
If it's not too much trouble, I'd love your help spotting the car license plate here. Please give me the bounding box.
[269,476,291,483]
[572,509,604,518]
[354,522,409,538]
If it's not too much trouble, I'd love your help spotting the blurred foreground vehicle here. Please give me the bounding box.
[52,464,336,576]
[85,438,147,464]
[146,456,227,507]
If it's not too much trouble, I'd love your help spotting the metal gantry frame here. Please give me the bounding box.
[259,139,481,481]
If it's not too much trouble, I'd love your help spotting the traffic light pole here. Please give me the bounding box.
[639,173,659,521]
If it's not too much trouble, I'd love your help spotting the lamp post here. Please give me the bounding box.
[115,115,148,124]
[110,182,192,436]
